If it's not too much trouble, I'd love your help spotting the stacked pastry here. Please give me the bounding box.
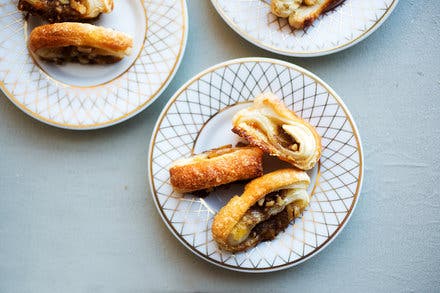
[19,0,133,64]
[169,93,322,252]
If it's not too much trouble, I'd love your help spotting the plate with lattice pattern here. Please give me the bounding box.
[149,58,363,272]
[0,0,187,129]
[210,0,398,57]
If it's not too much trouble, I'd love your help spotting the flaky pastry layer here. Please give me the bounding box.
[212,168,310,252]
[232,92,322,170]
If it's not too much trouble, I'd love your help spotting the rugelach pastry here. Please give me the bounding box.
[271,0,344,29]
[232,93,321,170]
[169,145,264,194]
[18,0,114,23]
[212,168,311,252]
[28,23,133,64]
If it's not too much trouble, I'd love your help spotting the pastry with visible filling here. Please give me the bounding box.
[232,93,321,170]
[212,168,311,252]
[169,145,264,194]
[18,0,114,22]
[28,23,133,64]
[271,0,344,29]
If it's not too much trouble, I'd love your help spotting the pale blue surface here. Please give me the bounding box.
[1,1,439,292]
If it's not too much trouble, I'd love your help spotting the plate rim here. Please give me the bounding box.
[148,57,364,272]
[0,0,189,130]
[210,0,399,57]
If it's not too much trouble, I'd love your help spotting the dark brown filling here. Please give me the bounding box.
[276,126,294,146]
[42,46,121,64]
[251,206,292,242]
[251,191,281,212]
[241,191,291,241]
[18,0,97,22]
[230,205,293,253]
[276,125,300,151]
[224,191,296,252]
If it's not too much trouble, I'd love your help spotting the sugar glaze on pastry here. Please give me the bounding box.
[232,93,321,170]
[18,0,114,22]
[212,168,311,252]
[169,145,264,194]
[28,23,133,64]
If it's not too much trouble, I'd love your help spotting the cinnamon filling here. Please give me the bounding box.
[249,205,293,242]
[227,185,309,250]
[228,190,294,246]
[276,125,300,151]
[38,46,121,64]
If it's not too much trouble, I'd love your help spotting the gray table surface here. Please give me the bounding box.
[1,1,439,292]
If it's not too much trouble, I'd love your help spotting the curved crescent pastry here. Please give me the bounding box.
[212,168,311,252]
[169,146,264,194]
[232,93,321,170]
[29,23,133,64]
[18,0,114,23]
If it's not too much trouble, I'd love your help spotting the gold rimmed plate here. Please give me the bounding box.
[0,0,188,129]
[148,58,364,272]
[210,0,398,57]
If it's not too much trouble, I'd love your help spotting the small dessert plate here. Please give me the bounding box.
[210,0,398,57]
[0,0,188,129]
[148,58,364,272]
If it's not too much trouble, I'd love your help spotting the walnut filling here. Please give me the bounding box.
[36,46,121,64]
[18,0,101,22]
[227,188,309,246]
[277,125,300,152]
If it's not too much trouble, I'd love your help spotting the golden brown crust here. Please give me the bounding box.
[232,93,322,170]
[28,23,133,58]
[169,146,264,193]
[212,168,310,251]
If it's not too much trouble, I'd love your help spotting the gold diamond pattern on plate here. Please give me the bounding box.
[211,0,397,55]
[0,0,187,129]
[149,58,363,272]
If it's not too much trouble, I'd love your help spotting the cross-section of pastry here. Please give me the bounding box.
[212,168,311,253]
[169,145,264,194]
[271,0,344,29]
[18,0,114,23]
[28,23,133,64]
[232,93,321,170]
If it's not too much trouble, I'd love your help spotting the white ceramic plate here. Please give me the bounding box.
[211,0,398,57]
[149,58,364,272]
[0,0,188,129]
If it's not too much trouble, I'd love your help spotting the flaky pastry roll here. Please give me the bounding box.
[28,23,133,64]
[18,0,114,22]
[169,145,264,194]
[232,93,321,170]
[212,168,311,252]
